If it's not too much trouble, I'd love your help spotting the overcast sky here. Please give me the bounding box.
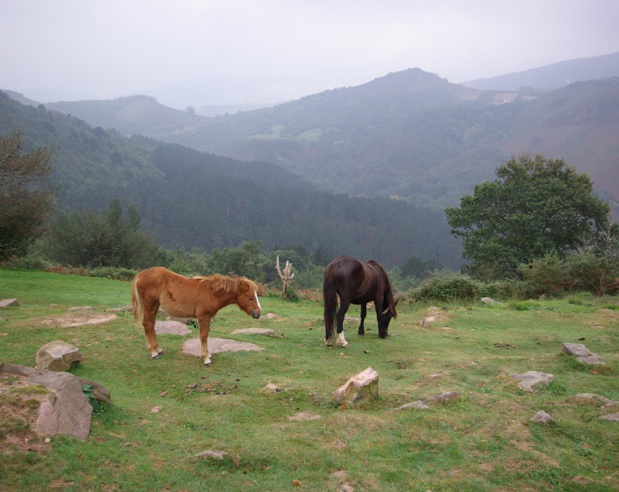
[2,0,618,107]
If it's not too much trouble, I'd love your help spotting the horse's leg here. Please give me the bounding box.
[375,296,387,339]
[335,299,350,347]
[358,303,366,335]
[324,308,334,347]
[143,300,163,358]
[197,315,213,365]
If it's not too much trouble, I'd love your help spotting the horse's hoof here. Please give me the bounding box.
[204,359,212,366]
[151,353,161,359]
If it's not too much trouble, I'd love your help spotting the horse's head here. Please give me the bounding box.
[379,299,398,338]
[236,279,262,319]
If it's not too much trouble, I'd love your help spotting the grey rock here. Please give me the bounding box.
[231,327,277,336]
[0,298,20,308]
[195,449,228,460]
[481,297,500,305]
[155,320,192,336]
[333,367,379,407]
[531,410,555,423]
[1,362,112,440]
[510,371,554,392]
[35,341,83,371]
[600,413,619,421]
[562,343,605,364]
[182,337,263,357]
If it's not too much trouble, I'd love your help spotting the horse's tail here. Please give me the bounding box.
[131,273,144,325]
[322,265,338,341]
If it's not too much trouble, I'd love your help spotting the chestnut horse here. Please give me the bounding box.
[132,267,262,365]
[323,255,397,347]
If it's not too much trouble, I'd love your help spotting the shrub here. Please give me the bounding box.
[414,270,478,302]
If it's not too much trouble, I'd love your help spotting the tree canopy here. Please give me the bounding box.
[0,133,55,259]
[444,154,615,279]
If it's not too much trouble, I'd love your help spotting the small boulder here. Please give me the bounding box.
[510,371,554,392]
[333,367,379,407]
[481,297,500,305]
[562,343,605,365]
[600,413,619,422]
[531,410,555,423]
[36,341,83,372]
[195,449,228,460]
[155,320,192,336]
[0,298,19,308]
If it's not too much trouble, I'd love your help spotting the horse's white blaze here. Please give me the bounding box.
[254,290,262,310]
[337,332,348,347]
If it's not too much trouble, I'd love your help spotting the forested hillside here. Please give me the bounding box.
[46,69,619,215]
[0,92,461,268]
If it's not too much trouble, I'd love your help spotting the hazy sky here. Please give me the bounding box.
[2,0,618,106]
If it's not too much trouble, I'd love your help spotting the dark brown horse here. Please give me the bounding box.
[132,267,262,366]
[323,255,397,347]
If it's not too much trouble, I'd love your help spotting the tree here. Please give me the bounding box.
[444,154,615,280]
[41,199,165,268]
[0,133,55,259]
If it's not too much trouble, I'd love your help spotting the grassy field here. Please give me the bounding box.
[0,268,618,491]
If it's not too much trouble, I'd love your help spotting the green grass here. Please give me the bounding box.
[0,269,618,491]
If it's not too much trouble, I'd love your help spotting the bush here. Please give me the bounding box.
[414,270,478,302]
[520,240,619,296]
[475,279,529,300]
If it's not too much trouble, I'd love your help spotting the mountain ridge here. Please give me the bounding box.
[7,55,619,217]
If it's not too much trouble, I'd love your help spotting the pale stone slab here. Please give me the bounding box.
[510,371,554,392]
[0,298,20,308]
[182,338,263,357]
[155,320,192,336]
[562,343,605,364]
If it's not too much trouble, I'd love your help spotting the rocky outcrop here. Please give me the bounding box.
[0,362,111,440]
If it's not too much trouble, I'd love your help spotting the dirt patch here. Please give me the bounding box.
[418,306,451,327]
[36,312,118,328]
[0,373,51,454]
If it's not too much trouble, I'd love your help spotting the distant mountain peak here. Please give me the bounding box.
[365,68,449,90]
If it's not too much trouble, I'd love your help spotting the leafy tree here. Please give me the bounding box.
[401,255,443,279]
[0,133,55,259]
[41,199,165,268]
[445,154,615,280]
[204,241,265,280]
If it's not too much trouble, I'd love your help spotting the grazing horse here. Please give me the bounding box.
[323,255,397,347]
[132,267,262,365]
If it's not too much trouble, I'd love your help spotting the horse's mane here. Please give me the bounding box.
[193,274,257,294]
